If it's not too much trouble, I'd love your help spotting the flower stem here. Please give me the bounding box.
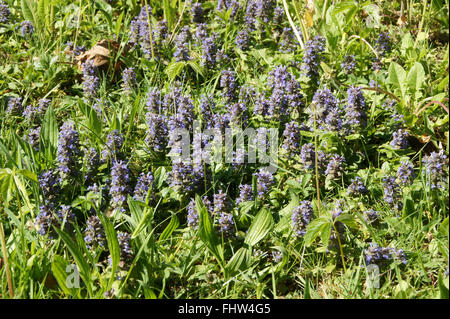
[312,104,322,216]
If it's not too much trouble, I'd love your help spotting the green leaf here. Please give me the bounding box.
[362,4,381,28]
[439,217,449,237]
[400,33,414,54]
[244,208,273,247]
[385,217,410,234]
[54,228,93,296]
[438,274,449,299]
[37,0,47,32]
[187,60,204,77]
[115,11,124,38]
[304,278,311,299]
[226,247,251,275]
[165,61,185,82]
[320,223,331,249]
[388,62,407,99]
[21,0,39,30]
[159,214,179,241]
[335,213,358,229]
[89,106,102,138]
[0,141,17,167]
[0,173,13,206]
[304,217,330,247]
[163,0,174,30]
[98,213,120,290]
[332,1,356,15]
[17,169,37,182]
[131,206,153,239]
[94,0,113,31]
[196,195,224,265]
[407,62,425,100]
[51,255,75,296]
[40,106,58,161]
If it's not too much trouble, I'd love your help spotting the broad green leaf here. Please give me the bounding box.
[304,278,311,299]
[131,206,153,239]
[0,141,16,167]
[332,1,356,15]
[187,60,204,77]
[159,214,179,241]
[89,106,102,137]
[54,228,93,296]
[51,255,75,296]
[166,61,185,81]
[0,173,13,206]
[244,208,273,247]
[275,191,298,232]
[385,217,410,234]
[336,213,358,229]
[94,1,113,31]
[388,62,407,99]
[196,195,224,265]
[13,174,32,210]
[21,0,38,30]
[17,169,37,182]
[115,11,124,38]
[226,247,251,275]
[407,62,425,100]
[438,274,449,299]
[37,0,46,31]
[400,33,414,54]
[163,0,174,30]
[238,201,254,215]
[127,197,144,230]
[304,216,330,247]
[98,213,120,290]
[363,4,381,28]
[40,106,58,161]
[320,223,332,249]
[439,217,449,237]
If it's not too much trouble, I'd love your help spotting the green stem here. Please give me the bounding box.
[415,0,428,49]
[144,0,155,61]
[312,104,322,216]
[332,223,347,273]
[322,0,329,22]
[282,0,305,50]
[0,217,14,298]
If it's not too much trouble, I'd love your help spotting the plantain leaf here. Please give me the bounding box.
[196,194,224,265]
[88,105,102,137]
[21,0,43,36]
[131,206,153,239]
[54,227,93,296]
[406,62,425,100]
[244,208,273,247]
[159,214,179,242]
[226,247,251,276]
[388,62,407,99]
[98,213,120,290]
[37,0,45,31]
[51,255,75,296]
[40,105,58,162]
[438,274,449,299]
